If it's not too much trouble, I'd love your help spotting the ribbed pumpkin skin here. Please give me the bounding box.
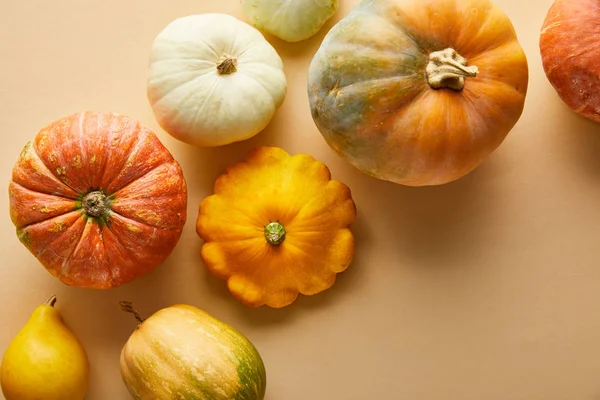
[8,111,187,289]
[308,0,528,186]
[196,146,356,308]
[540,0,600,122]
[120,305,266,400]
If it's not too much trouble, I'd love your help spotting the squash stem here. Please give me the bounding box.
[120,301,145,324]
[82,191,109,218]
[426,48,478,91]
[217,56,238,75]
[264,221,286,246]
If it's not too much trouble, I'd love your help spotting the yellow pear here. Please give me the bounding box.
[1,295,89,400]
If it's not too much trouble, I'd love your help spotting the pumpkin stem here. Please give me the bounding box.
[120,301,145,324]
[45,294,57,307]
[264,221,286,246]
[217,56,238,75]
[82,191,109,218]
[426,48,478,91]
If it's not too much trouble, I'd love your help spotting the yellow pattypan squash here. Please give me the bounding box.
[196,146,357,308]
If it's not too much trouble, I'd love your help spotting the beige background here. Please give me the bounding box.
[1,0,600,399]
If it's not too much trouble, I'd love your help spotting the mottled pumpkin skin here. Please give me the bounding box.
[120,304,266,400]
[196,147,356,308]
[540,0,600,122]
[9,111,187,289]
[308,0,528,186]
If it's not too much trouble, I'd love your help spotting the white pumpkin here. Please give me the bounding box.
[241,0,339,42]
[147,13,287,147]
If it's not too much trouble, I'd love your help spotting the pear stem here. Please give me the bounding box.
[120,301,145,324]
[45,295,57,307]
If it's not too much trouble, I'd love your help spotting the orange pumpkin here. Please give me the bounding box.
[9,112,187,289]
[308,0,529,186]
[540,0,600,122]
[196,147,356,308]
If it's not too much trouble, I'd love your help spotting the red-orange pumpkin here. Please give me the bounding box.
[9,111,187,289]
[540,0,600,122]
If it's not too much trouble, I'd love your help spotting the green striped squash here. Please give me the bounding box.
[119,304,266,400]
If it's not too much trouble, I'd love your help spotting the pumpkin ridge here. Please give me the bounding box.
[25,141,81,198]
[453,2,495,52]
[204,240,270,276]
[119,348,141,398]
[270,0,293,30]
[99,228,118,287]
[465,76,525,99]
[110,160,177,200]
[231,42,256,63]
[288,203,357,233]
[8,181,78,228]
[157,36,219,59]
[102,210,176,271]
[369,6,423,51]
[188,34,220,59]
[107,207,183,234]
[335,75,425,104]
[58,217,91,279]
[284,184,355,232]
[100,124,148,194]
[191,78,221,133]
[148,62,215,85]
[16,209,83,232]
[237,71,277,110]
[374,87,428,136]
[463,81,516,130]
[230,241,329,300]
[379,5,434,51]
[99,221,137,287]
[143,312,243,399]
[95,114,120,191]
[227,19,241,58]
[461,27,513,59]
[284,238,344,276]
[331,39,420,66]
[143,330,213,399]
[75,112,90,183]
[151,72,209,106]
[98,213,129,251]
[10,143,77,199]
[19,211,85,262]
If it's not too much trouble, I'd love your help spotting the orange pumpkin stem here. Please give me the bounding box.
[426,48,478,91]
[82,191,109,218]
[217,56,238,75]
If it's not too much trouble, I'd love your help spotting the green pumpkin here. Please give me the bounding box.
[120,304,266,400]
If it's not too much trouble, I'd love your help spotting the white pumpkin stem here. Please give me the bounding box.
[426,48,478,91]
[120,301,145,324]
[217,56,238,75]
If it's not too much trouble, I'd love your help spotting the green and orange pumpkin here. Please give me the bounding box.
[119,303,266,400]
[308,0,529,186]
